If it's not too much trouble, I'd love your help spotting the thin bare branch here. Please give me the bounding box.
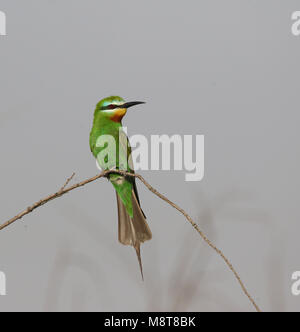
[0,172,107,232]
[0,170,261,312]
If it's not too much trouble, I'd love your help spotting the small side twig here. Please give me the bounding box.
[59,172,75,192]
[0,170,261,312]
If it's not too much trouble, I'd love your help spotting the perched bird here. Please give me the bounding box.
[89,96,152,279]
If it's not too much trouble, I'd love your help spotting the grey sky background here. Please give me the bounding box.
[0,0,299,311]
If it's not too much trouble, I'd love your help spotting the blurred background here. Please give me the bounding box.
[0,0,299,311]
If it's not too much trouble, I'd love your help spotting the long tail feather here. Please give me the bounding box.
[134,243,144,280]
[116,189,152,279]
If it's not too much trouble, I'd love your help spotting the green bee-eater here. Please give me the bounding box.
[89,96,152,279]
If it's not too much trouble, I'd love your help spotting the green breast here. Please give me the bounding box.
[90,112,134,217]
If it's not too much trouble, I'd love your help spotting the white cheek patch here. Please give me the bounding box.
[102,109,115,114]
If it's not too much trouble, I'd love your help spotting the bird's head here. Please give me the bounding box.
[96,96,145,122]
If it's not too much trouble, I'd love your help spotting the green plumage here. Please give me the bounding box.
[89,96,152,279]
[89,96,134,217]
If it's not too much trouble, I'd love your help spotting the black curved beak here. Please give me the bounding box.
[121,101,145,109]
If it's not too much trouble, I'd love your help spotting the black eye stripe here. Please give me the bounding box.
[101,104,117,110]
[101,103,125,110]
